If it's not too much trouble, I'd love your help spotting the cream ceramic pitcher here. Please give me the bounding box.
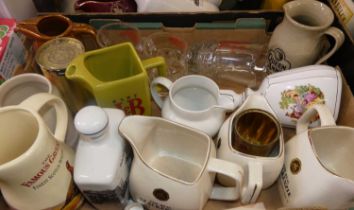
[0,93,82,210]
[265,0,345,73]
[118,116,257,210]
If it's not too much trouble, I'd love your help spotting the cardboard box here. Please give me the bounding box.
[1,15,353,210]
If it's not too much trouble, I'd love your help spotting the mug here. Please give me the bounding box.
[0,73,79,149]
[216,94,285,204]
[278,104,354,209]
[265,0,345,73]
[150,75,242,137]
[15,14,96,49]
[118,115,255,210]
[65,42,168,116]
[0,93,82,210]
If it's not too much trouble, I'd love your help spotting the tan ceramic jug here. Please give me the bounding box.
[15,14,96,49]
[0,93,83,210]
[265,0,345,73]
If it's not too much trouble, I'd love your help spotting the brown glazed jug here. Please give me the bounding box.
[15,14,96,49]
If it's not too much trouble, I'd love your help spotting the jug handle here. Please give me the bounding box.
[15,17,42,40]
[315,27,345,64]
[142,56,168,77]
[296,104,336,135]
[240,161,263,204]
[19,93,68,142]
[207,158,244,201]
[217,90,244,111]
[150,76,172,108]
[72,22,97,38]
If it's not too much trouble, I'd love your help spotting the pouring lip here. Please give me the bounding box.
[168,74,223,116]
[119,116,212,185]
[0,107,48,171]
[283,0,334,31]
[308,126,354,182]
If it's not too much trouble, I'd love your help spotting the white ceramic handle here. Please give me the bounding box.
[296,104,336,134]
[19,93,68,142]
[218,90,244,111]
[207,158,244,201]
[316,27,345,64]
[240,161,263,204]
[150,76,173,108]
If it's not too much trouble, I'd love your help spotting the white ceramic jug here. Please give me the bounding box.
[150,75,242,137]
[0,93,83,210]
[216,94,285,204]
[118,116,257,210]
[278,104,354,209]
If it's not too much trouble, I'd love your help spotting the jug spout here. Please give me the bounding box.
[216,90,245,111]
[118,115,155,155]
[65,58,100,93]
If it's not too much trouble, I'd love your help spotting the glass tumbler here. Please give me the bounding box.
[142,32,188,81]
[96,20,143,55]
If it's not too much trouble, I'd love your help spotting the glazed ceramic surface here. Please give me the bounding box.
[150,75,242,137]
[0,73,79,149]
[66,42,167,116]
[265,0,344,73]
[118,116,250,210]
[278,104,354,209]
[248,65,342,128]
[216,94,285,204]
[0,93,82,210]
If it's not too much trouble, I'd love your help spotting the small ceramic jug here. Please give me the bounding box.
[150,75,243,137]
[15,14,96,48]
[0,93,83,210]
[265,0,345,73]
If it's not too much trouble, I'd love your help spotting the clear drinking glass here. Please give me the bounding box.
[96,20,144,55]
[142,32,188,81]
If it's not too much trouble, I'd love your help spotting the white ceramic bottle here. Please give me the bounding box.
[73,106,132,209]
